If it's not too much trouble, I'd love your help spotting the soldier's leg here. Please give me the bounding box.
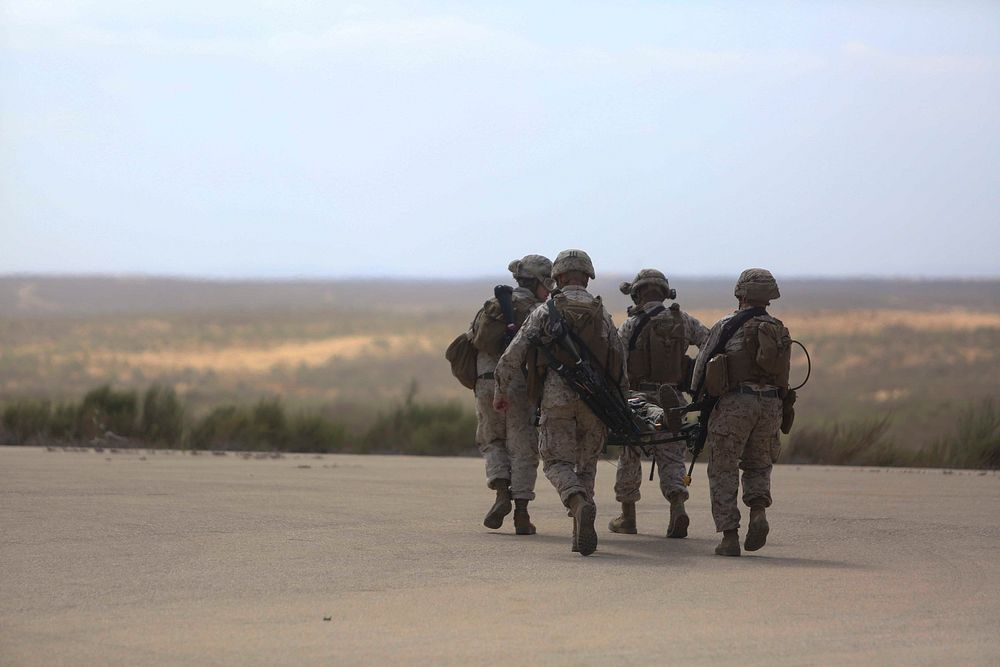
[574,404,606,505]
[655,440,690,538]
[706,393,755,533]
[614,446,643,503]
[655,441,689,503]
[506,394,540,535]
[741,396,783,551]
[474,380,510,489]
[505,394,539,502]
[739,396,782,509]
[538,404,586,505]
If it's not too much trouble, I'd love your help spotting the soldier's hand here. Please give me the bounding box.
[493,394,509,412]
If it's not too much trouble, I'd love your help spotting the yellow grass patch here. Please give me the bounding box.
[93,334,437,374]
[682,308,1000,337]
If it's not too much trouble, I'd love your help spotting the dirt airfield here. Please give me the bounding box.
[2,447,999,666]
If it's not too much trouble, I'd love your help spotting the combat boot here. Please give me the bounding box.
[607,502,637,534]
[714,529,741,557]
[483,480,512,530]
[744,505,769,551]
[568,492,597,556]
[571,517,579,553]
[513,499,536,535]
[666,497,689,539]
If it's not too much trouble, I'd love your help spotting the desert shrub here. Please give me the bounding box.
[191,405,253,450]
[919,398,1000,469]
[784,415,900,465]
[49,403,80,439]
[363,399,476,455]
[140,384,185,446]
[79,385,138,438]
[250,399,289,449]
[2,399,52,444]
[288,412,347,453]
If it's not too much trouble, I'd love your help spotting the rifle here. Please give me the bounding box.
[494,285,518,349]
[531,295,658,454]
[667,306,767,485]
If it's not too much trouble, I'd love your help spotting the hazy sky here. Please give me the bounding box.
[2,1,998,278]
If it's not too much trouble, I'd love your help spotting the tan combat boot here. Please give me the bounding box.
[568,492,597,556]
[483,480,512,529]
[744,505,769,551]
[666,497,689,539]
[513,499,536,535]
[607,502,637,534]
[715,529,741,557]
[571,516,579,553]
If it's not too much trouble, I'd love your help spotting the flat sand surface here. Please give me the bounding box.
[2,447,999,666]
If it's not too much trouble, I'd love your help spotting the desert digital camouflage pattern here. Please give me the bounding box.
[705,391,782,531]
[613,301,709,505]
[473,286,543,499]
[495,284,627,505]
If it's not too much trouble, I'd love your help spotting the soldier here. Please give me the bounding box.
[691,269,792,557]
[494,249,627,556]
[609,269,709,538]
[470,255,552,535]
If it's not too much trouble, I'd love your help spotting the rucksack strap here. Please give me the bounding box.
[627,304,667,351]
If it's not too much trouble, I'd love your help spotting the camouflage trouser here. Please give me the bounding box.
[474,378,539,500]
[614,392,688,504]
[538,399,607,507]
[614,441,689,504]
[706,391,783,532]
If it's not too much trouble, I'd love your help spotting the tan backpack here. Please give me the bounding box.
[445,333,478,390]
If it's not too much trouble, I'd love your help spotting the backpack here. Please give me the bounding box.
[445,332,478,390]
[627,302,688,387]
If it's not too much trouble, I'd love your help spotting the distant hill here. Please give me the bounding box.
[1,275,998,317]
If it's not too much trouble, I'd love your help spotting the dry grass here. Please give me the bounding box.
[93,334,438,373]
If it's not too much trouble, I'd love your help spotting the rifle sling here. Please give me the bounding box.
[627,304,666,352]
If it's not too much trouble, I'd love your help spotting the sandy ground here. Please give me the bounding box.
[1,447,999,666]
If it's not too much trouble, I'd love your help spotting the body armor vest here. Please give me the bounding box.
[526,292,622,402]
[627,302,687,388]
[724,314,792,388]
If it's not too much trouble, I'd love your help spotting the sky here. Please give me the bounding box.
[1,1,999,279]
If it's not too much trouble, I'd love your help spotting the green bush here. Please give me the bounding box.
[190,404,252,450]
[2,400,52,445]
[784,415,900,466]
[288,412,347,453]
[920,398,1000,469]
[79,385,138,438]
[140,384,184,446]
[363,400,476,455]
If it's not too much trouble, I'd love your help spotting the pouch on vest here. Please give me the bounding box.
[445,333,478,390]
[780,388,796,435]
[525,346,546,404]
[704,353,730,398]
[756,321,792,387]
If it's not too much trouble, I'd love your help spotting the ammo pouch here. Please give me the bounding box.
[525,346,547,403]
[780,388,797,435]
[704,353,730,398]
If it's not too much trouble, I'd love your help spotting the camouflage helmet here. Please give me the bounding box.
[508,254,552,282]
[551,249,595,280]
[619,268,676,304]
[734,268,780,303]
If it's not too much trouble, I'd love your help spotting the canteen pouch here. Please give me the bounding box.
[780,388,797,435]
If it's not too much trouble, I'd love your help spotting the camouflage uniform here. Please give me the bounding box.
[473,285,543,500]
[495,285,627,506]
[691,268,789,555]
[615,303,709,505]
